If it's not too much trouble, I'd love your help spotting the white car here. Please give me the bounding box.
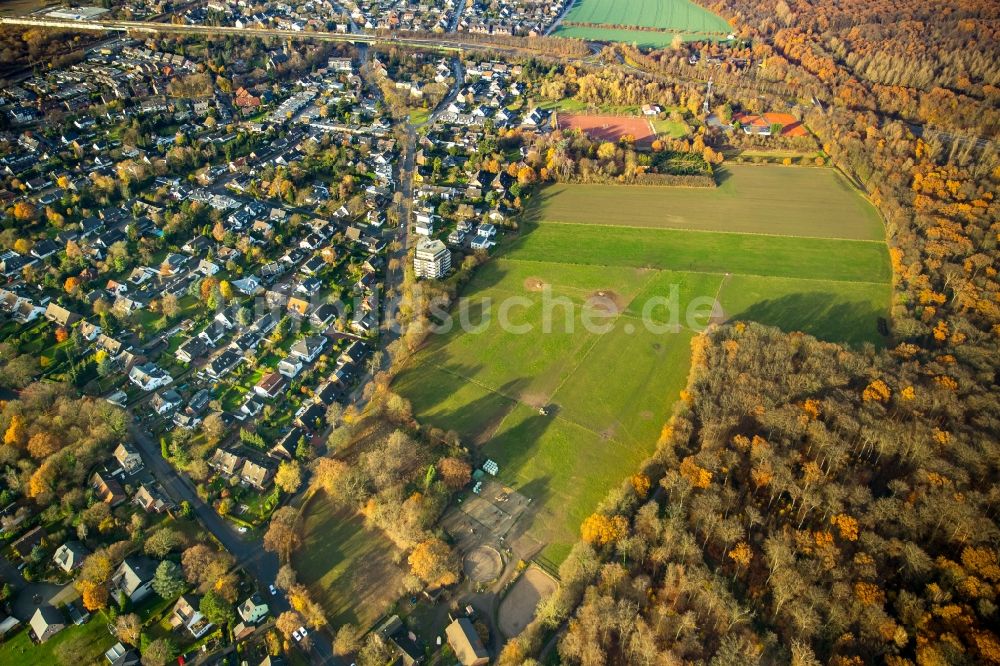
[292,629,302,641]
[298,626,308,640]
[268,584,278,596]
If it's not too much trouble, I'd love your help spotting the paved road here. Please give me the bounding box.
[544,0,576,36]
[128,420,342,663]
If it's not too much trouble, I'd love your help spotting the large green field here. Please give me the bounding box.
[531,166,886,240]
[555,0,731,45]
[394,166,890,565]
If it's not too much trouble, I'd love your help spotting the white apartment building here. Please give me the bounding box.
[414,238,451,279]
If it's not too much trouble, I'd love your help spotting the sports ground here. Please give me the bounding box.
[557,113,657,145]
[394,165,890,566]
[554,0,731,46]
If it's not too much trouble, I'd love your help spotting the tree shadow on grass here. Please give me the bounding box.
[714,165,734,186]
[730,291,888,348]
[434,374,530,445]
[477,403,560,546]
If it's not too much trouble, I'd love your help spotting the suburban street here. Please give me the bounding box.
[105,33,472,666]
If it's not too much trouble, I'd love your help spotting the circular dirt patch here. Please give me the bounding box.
[498,566,559,638]
[586,290,624,315]
[523,277,547,292]
[464,546,503,583]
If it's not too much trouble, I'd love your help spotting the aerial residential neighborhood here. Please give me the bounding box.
[0,1,997,665]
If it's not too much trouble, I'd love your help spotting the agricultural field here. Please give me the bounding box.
[294,497,408,629]
[529,165,886,241]
[554,0,731,46]
[394,165,890,566]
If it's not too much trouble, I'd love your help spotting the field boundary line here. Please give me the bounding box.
[424,360,614,442]
[545,270,662,448]
[537,219,887,244]
[500,257,892,286]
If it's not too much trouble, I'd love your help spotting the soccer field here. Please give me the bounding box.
[555,0,731,45]
[394,167,890,566]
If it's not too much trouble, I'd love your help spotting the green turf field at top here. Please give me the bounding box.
[555,0,732,45]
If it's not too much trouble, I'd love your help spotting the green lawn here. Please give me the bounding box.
[508,223,891,282]
[294,497,408,630]
[651,118,690,138]
[555,0,731,45]
[0,612,115,665]
[718,275,892,347]
[529,165,885,240]
[393,260,718,563]
[562,0,731,32]
[394,166,891,565]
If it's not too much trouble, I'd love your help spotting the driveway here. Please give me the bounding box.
[11,581,73,621]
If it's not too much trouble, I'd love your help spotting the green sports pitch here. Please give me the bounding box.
[394,165,890,566]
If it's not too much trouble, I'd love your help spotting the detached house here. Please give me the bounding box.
[53,541,89,573]
[134,484,173,514]
[237,595,269,624]
[128,362,173,391]
[290,336,326,364]
[277,356,304,378]
[44,302,80,327]
[151,389,183,415]
[29,606,65,643]
[241,458,277,490]
[209,448,244,477]
[91,470,126,506]
[111,556,158,602]
[169,595,214,639]
[113,442,143,475]
[254,372,287,400]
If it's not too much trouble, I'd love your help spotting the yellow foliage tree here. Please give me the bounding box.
[831,514,859,541]
[4,415,25,447]
[630,473,651,498]
[28,459,57,498]
[854,581,884,607]
[12,201,35,221]
[862,379,891,403]
[729,541,753,568]
[79,580,109,611]
[408,538,458,587]
[580,513,628,546]
[679,456,713,489]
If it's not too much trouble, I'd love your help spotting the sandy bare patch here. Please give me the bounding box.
[709,304,728,325]
[586,290,624,315]
[463,546,504,583]
[523,277,547,292]
[499,566,559,638]
[640,410,654,420]
[521,392,549,410]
